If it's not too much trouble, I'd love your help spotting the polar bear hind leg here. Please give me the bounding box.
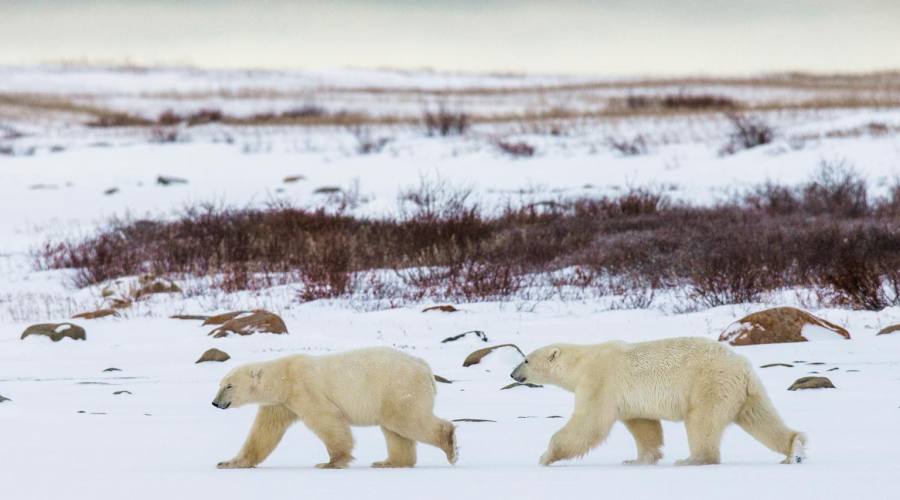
[373,427,418,468]
[383,413,457,465]
[736,375,807,464]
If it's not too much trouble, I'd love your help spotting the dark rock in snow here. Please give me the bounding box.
[196,348,231,363]
[719,307,850,346]
[21,322,86,342]
[462,343,523,367]
[788,376,836,391]
[500,382,543,390]
[443,330,488,344]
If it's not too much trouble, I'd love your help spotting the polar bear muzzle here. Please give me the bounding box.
[212,385,233,409]
[510,362,528,383]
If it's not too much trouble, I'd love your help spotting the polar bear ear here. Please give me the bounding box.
[547,348,560,362]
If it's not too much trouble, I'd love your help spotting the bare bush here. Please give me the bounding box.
[86,113,154,127]
[801,160,868,217]
[149,127,181,143]
[606,135,648,156]
[398,176,477,221]
[424,106,469,136]
[186,108,224,126]
[37,172,900,310]
[494,139,536,158]
[720,113,775,154]
[625,94,739,112]
[350,127,390,155]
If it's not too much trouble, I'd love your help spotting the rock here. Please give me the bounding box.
[313,186,341,194]
[442,330,488,343]
[156,175,188,186]
[788,376,836,391]
[102,367,121,372]
[113,390,132,395]
[719,307,850,346]
[423,305,460,313]
[103,187,119,196]
[760,363,794,368]
[283,175,306,183]
[170,314,210,321]
[196,348,231,363]
[463,344,524,367]
[0,394,10,403]
[21,322,86,342]
[877,324,900,336]
[72,308,118,320]
[208,310,288,338]
[500,382,543,390]
[452,418,495,423]
[133,275,181,298]
[827,367,839,372]
[433,374,453,384]
[202,311,251,326]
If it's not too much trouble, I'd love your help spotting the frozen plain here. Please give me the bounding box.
[1,67,900,499]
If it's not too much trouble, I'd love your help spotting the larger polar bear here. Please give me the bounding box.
[510,337,806,466]
[212,347,457,469]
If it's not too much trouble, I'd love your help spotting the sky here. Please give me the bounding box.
[1,0,899,76]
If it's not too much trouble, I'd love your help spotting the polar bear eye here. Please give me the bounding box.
[226,384,234,390]
[524,359,529,364]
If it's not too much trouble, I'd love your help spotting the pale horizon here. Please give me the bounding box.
[2,0,900,76]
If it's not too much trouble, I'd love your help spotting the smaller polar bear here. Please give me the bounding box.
[212,347,457,469]
[510,337,806,466]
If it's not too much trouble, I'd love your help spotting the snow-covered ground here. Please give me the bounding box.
[2,305,899,499]
[1,66,900,499]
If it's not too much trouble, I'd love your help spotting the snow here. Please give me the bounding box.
[2,66,900,499]
[801,324,847,342]
[2,305,899,499]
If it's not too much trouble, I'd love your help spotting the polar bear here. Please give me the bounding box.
[212,347,457,469]
[510,337,806,466]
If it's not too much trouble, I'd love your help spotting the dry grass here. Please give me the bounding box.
[5,70,900,130]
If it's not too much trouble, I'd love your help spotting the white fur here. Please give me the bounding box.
[511,337,806,466]
[213,347,457,469]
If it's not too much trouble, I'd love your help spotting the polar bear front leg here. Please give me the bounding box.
[304,413,355,469]
[622,419,663,465]
[218,405,297,469]
[540,393,615,466]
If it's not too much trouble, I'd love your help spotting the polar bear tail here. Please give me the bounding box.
[736,373,807,464]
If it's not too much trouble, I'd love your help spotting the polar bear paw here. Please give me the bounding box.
[782,433,807,464]
[217,459,254,469]
[674,456,719,466]
[371,461,414,468]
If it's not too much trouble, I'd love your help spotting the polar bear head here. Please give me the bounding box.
[212,362,278,409]
[509,344,564,386]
